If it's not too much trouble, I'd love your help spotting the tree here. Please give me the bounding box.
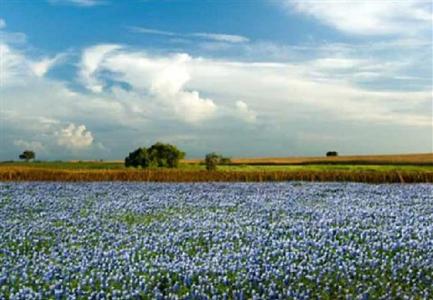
[326,151,338,157]
[125,147,150,168]
[147,142,185,168]
[205,153,220,171]
[124,143,185,169]
[19,150,35,162]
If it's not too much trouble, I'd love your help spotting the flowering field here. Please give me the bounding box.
[0,182,432,299]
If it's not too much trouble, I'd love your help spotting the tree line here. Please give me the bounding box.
[16,144,338,171]
[125,143,231,171]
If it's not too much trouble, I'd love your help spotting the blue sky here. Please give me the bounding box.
[1,0,432,160]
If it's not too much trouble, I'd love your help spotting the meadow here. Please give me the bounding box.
[1,182,432,299]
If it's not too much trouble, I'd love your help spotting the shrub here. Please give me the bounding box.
[125,143,185,169]
[205,153,220,171]
[148,143,185,168]
[326,151,338,157]
[19,150,35,162]
[125,148,150,168]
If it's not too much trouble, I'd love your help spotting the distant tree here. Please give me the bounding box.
[205,152,220,171]
[219,156,232,165]
[326,151,338,157]
[125,147,150,168]
[147,142,185,168]
[125,143,185,169]
[19,150,35,162]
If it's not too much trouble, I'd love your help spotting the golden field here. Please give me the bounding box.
[0,167,432,183]
[0,153,432,183]
[184,153,433,165]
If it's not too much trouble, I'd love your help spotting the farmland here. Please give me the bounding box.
[0,153,432,183]
[1,182,432,299]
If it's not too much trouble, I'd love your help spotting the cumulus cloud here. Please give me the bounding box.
[284,0,433,36]
[56,123,94,149]
[1,24,431,159]
[80,47,217,123]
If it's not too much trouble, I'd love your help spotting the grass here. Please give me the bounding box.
[0,161,125,169]
[214,152,433,166]
[0,153,432,183]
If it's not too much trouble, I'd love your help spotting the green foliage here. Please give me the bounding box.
[219,156,232,165]
[205,153,220,171]
[326,151,338,157]
[125,143,185,169]
[125,148,150,168]
[19,150,35,162]
[205,153,231,171]
[148,142,185,168]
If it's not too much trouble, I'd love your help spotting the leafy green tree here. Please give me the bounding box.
[148,143,185,168]
[125,143,185,168]
[19,150,35,162]
[205,152,220,171]
[124,147,150,168]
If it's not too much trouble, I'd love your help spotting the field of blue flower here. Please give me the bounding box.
[0,182,432,299]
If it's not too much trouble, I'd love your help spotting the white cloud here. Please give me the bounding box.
[79,44,121,92]
[78,44,431,127]
[188,59,431,127]
[0,43,66,85]
[31,54,66,77]
[14,140,45,153]
[56,123,94,149]
[47,0,105,7]
[0,18,6,29]
[192,33,249,43]
[1,31,431,159]
[80,46,217,123]
[311,58,364,70]
[284,0,433,36]
[0,43,33,86]
[128,26,176,36]
[235,101,257,123]
[129,26,250,44]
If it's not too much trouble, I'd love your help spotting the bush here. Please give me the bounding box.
[125,143,185,169]
[219,156,232,165]
[125,148,150,168]
[19,150,35,162]
[148,143,185,168]
[326,151,338,157]
[205,153,220,171]
[205,153,231,171]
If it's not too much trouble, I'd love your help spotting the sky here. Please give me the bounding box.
[0,0,432,160]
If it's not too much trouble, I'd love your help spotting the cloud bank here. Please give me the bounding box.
[0,14,431,159]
